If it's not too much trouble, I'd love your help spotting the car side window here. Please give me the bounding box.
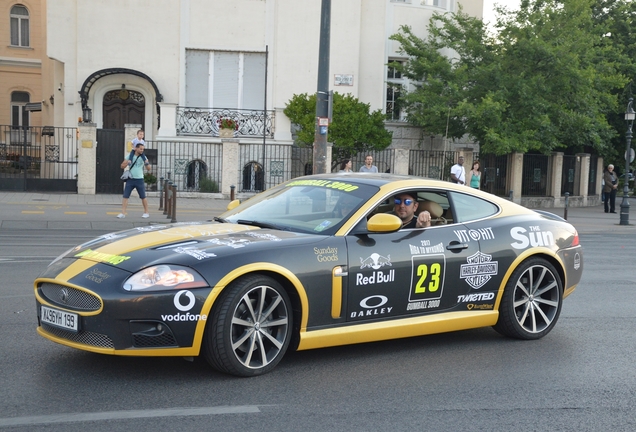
[449,192,499,223]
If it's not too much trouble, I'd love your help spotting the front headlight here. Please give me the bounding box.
[123,265,209,291]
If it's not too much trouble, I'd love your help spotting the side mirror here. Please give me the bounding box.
[226,199,240,211]
[367,213,402,233]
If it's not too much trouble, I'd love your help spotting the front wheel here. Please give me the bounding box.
[203,275,292,377]
[493,258,563,340]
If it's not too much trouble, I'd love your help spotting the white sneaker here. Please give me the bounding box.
[117,213,126,219]
[142,213,150,218]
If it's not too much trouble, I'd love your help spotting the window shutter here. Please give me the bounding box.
[213,52,239,109]
[242,53,266,110]
[185,50,209,108]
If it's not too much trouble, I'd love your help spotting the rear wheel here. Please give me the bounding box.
[203,275,292,376]
[493,258,562,340]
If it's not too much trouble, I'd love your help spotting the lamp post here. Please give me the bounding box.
[620,98,634,226]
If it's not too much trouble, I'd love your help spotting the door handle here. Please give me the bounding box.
[446,242,468,252]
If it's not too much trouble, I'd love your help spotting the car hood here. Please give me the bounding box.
[61,222,327,273]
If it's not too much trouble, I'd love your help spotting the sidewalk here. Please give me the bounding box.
[0,191,231,232]
[0,191,633,235]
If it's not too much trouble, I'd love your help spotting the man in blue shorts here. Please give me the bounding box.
[117,142,151,219]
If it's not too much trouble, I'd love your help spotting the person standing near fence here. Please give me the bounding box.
[118,142,151,219]
[450,155,466,185]
[359,155,378,173]
[468,160,481,189]
[603,164,618,213]
[339,159,352,172]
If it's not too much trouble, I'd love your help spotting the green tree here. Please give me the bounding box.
[390,0,627,156]
[284,93,393,168]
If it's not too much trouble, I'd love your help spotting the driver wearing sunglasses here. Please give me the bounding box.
[393,192,431,229]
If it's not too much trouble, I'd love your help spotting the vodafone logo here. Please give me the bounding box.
[174,290,196,311]
[161,290,207,322]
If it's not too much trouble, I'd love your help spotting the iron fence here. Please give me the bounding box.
[144,140,223,192]
[176,106,275,138]
[0,125,78,191]
[588,155,598,196]
[522,154,550,197]
[238,143,296,192]
[561,155,577,196]
[409,150,457,180]
[349,149,397,174]
[478,154,508,197]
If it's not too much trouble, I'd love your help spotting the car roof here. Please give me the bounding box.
[290,172,452,188]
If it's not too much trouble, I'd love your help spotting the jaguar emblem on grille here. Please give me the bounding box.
[59,287,70,304]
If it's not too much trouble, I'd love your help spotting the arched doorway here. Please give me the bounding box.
[242,161,264,192]
[186,159,208,191]
[102,88,145,130]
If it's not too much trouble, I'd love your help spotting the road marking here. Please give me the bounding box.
[106,212,121,215]
[21,211,45,214]
[64,211,87,215]
[0,405,261,427]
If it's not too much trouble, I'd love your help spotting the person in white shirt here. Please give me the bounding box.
[450,155,466,185]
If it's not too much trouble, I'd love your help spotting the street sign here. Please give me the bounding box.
[626,148,635,163]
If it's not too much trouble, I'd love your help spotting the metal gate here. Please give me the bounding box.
[96,129,125,194]
[0,125,78,192]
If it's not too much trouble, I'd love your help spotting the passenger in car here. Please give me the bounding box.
[393,192,431,229]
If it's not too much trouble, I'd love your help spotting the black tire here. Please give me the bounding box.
[493,258,563,340]
[203,275,292,377]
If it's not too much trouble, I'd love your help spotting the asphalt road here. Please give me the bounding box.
[1,227,635,431]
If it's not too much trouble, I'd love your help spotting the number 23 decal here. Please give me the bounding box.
[410,255,445,302]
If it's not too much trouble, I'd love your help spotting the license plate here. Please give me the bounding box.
[41,306,79,333]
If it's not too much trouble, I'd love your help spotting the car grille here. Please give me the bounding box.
[41,324,114,348]
[39,283,102,311]
[133,333,177,348]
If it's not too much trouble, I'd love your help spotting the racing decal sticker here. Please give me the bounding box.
[174,247,216,260]
[407,254,446,310]
[135,225,168,232]
[244,232,282,242]
[459,251,499,289]
[350,295,393,318]
[409,240,444,255]
[360,253,391,270]
[356,253,394,285]
[457,292,495,310]
[161,290,207,322]
[85,268,111,284]
[453,227,495,243]
[574,252,581,270]
[315,247,339,262]
[74,249,131,265]
[207,238,251,249]
[286,179,359,192]
[510,226,555,249]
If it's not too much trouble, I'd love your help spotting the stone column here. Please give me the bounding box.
[596,157,605,197]
[77,123,97,195]
[576,153,590,203]
[509,152,524,203]
[222,139,239,198]
[157,103,177,138]
[549,152,563,205]
[393,148,410,175]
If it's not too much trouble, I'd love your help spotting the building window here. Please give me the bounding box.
[10,4,30,47]
[11,91,30,128]
[386,60,404,121]
[185,50,266,110]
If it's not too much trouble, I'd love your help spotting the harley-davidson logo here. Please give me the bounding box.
[460,251,498,290]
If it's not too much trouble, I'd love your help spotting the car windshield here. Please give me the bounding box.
[220,179,379,235]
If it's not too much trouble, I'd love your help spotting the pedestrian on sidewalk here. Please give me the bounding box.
[450,155,466,185]
[359,155,378,173]
[468,160,481,189]
[603,164,618,213]
[118,142,151,219]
